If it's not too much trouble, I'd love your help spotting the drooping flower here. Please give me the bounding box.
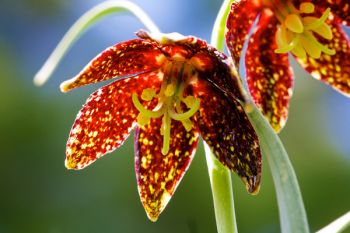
[226,0,350,132]
[61,30,262,221]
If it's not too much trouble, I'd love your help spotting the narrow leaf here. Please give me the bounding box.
[247,104,310,233]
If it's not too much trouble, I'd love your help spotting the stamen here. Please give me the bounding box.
[141,88,156,101]
[291,43,306,59]
[181,119,193,132]
[137,113,150,126]
[275,25,300,53]
[132,62,201,156]
[132,93,165,118]
[312,23,333,40]
[274,2,335,59]
[303,8,330,30]
[285,14,303,33]
[303,32,335,56]
[182,96,197,108]
[164,83,175,97]
[300,36,322,58]
[300,2,314,13]
[169,98,200,121]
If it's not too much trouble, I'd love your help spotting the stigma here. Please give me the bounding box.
[132,61,200,155]
[273,1,335,59]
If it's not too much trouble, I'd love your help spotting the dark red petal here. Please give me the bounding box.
[226,0,262,67]
[65,72,163,170]
[135,119,199,221]
[60,39,166,92]
[193,80,261,194]
[295,20,350,96]
[195,51,246,102]
[246,10,294,132]
[137,30,206,59]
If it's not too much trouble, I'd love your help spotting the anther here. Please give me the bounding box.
[285,14,304,33]
[300,2,314,13]
[141,88,156,101]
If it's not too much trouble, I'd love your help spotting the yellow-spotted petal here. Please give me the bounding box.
[135,119,199,221]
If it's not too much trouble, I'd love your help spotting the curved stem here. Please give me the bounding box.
[316,211,350,233]
[247,104,310,233]
[34,0,160,86]
[206,1,238,233]
[210,0,234,51]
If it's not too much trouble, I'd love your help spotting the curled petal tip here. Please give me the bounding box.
[65,157,78,170]
[33,72,46,87]
[146,211,159,222]
[59,80,71,93]
[244,175,261,195]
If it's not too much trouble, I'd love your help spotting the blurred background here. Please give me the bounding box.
[0,0,349,232]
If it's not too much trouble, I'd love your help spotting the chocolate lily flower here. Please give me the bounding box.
[61,30,261,221]
[226,0,350,131]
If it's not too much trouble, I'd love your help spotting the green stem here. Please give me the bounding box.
[206,1,238,233]
[33,1,160,86]
[316,211,350,233]
[210,0,234,51]
[247,104,310,233]
[204,143,238,233]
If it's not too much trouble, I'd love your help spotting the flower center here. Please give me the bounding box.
[132,61,200,155]
[272,1,335,59]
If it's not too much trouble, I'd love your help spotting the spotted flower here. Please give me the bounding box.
[61,30,261,221]
[226,0,350,131]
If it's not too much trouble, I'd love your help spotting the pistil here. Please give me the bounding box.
[132,62,200,155]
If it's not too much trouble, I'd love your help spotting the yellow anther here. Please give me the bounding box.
[182,96,197,108]
[275,25,300,54]
[291,43,306,59]
[312,23,333,40]
[301,36,322,58]
[300,2,314,13]
[132,93,164,118]
[141,88,156,101]
[137,113,150,126]
[285,14,304,33]
[164,84,175,97]
[181,119,193,132]
[304,8,331,30]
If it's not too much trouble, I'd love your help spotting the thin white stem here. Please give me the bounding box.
[316,211,350,233]
[33,0,160,86]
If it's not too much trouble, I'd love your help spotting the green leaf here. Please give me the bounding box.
[247,104,310,233]
[210,0,234,52]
